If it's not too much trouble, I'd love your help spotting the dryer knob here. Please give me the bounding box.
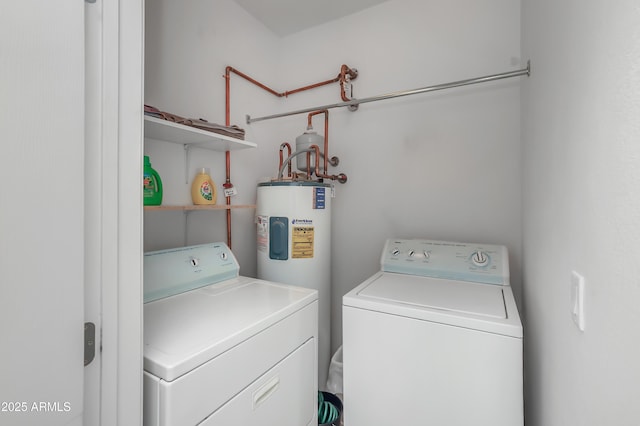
[472,251,489,266]
[391,248,400,256]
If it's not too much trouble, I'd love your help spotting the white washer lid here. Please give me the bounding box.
[361,272,506,318]
[344,272,522,338]
[144,276,318,381]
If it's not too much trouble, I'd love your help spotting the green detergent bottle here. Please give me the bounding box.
[143,155,163,206]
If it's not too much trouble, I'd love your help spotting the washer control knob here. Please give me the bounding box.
[189,257,199,267]
[423,251,430,259]
[408,250,415,257]
[391,248,400,256]
[220,252,228,261]
[471,251,489,266]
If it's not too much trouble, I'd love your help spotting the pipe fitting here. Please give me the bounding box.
[278,142,292,178]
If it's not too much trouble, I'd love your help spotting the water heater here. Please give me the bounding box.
[256,181,331,388]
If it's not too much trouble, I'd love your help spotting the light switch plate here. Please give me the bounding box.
[571,271,585,331]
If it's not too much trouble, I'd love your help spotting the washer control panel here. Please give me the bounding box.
[381,238,509,285]
[144,242,239,303]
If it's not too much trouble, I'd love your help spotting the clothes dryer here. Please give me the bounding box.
[342,238,523,426]
[143,243,318,426]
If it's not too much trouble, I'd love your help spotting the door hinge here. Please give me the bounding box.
[84,322,96,366]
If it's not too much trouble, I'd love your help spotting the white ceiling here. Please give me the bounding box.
[233,0,390,37]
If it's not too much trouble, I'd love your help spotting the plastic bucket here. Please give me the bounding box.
[326,346,343,395]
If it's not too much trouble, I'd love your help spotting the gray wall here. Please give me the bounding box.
[522,0,640,424]
[145,0,640,423]
[144,0,523,357]
[274,0,522,352]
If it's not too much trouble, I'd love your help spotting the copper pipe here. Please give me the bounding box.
[225,66,345,99]
[309,144,348,183]
[306,151,313,180]
[341,64,358,80]
[277,147,346,183]
[224,65,355,246]
[339,64,358,101]
[277,148,319,181]
[225,67,232,124]
[224,68,233,248]
[310,145,321,178]
[307,110,330,176]
[225,151,232,248]
[225,65,357,101]
[286,77,340,97]
[226,66,284,97]
[279,142,292,178]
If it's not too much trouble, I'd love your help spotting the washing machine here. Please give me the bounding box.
[342,238,523,426]
[143,243,318,426]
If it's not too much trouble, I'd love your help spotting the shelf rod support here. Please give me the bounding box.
[246,61,530,124]
[183,144,190,184]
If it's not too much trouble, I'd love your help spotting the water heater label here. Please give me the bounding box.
[256,215,268,253]
[313,187,326,209]
[292,226,314,258]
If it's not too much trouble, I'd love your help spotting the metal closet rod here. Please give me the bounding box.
[246,61,530,124]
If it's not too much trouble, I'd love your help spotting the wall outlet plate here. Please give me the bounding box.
[571,271,585,331]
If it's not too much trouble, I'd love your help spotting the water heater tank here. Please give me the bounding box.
[256,181,331,388]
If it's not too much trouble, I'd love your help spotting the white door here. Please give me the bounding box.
[0,1,85,426]
[0,1,143,426]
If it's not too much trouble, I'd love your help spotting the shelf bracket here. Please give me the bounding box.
[183,144,191,184]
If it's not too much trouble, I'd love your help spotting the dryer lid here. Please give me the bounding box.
[143,276,317,381]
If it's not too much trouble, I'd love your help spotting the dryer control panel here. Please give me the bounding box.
[144,242,239,303]
[381,238,509,285]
